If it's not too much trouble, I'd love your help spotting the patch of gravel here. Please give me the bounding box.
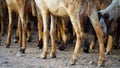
[0,32,120,68]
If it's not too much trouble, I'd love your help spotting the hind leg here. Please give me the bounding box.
[68,13,84,65]
[89,7,105,66]
[58,18,68,51]
[37,11,43,49]
[89,35,95,51]
[26,22,33,42]
[6,6,12,48]
[19,10,26,54]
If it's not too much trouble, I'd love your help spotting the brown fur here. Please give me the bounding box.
[0,0,7,36]
[15,0,36,43]
[36,0,105,66]
[5,0,28,53]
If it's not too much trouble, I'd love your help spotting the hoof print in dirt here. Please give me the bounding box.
[37,39,43,49]
[20,49,25,54]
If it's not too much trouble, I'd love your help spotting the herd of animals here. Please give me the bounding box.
[0,0,120,67]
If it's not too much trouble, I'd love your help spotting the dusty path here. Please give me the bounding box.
[0,32,120,68]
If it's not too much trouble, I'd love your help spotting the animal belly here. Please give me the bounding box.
[49,8,68,17]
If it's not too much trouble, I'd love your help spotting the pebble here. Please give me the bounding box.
[15,52,26,57]
[88,61,95,65]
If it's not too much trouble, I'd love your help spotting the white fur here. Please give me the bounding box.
[99,0,120,20]
[35,0,68,17]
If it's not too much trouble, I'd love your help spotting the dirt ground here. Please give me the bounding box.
[0,31,120,68]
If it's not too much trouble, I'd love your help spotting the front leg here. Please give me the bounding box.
[41,11,49,59]
[49,15,57,58]
[19,11,26,54]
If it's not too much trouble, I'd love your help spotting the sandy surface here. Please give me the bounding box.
[0,31,120,68]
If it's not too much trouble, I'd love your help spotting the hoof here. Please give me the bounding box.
[83,48,89,53]
[6,45,10,48]
[27,37,32,42]
[6,44,10,48]
[70,58,76,65]
[37,39,43,49]
[58,42,66,51]
[105,51,110,55]
[98,63,105,67]
[41,53,47,59]
[83,40,89,53]
[1,33,5,36]
[20,49,25,54]
[49,52,56,58]
[98,60,105,67]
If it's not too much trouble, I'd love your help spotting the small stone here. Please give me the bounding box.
[13,39,18,43]
[15,52,26,57]
[88,61,95,65]
[15,52,21,57]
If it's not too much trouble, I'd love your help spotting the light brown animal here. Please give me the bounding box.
[35,0,105,66]
[5,0,36,53]
[14,0,36,43]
